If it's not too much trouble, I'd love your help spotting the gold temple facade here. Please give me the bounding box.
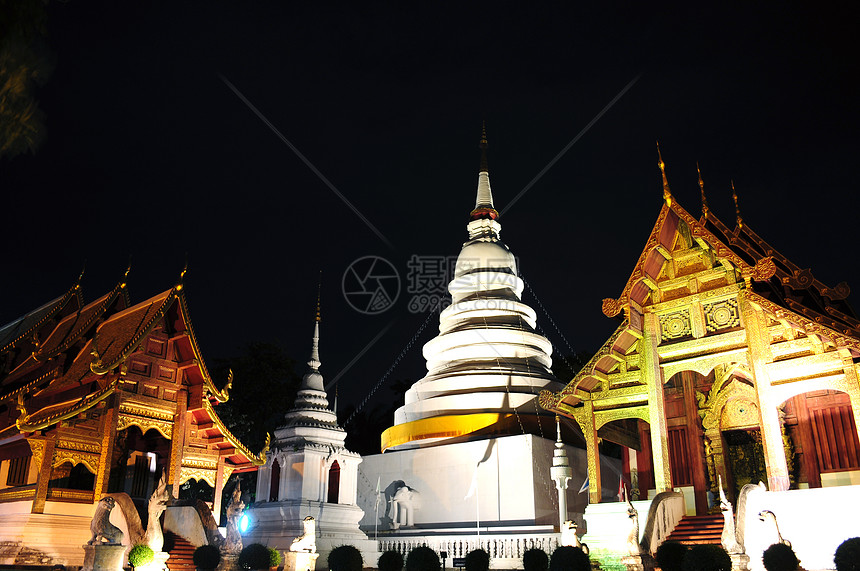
[540,163,860,513]
[0,271,265,524]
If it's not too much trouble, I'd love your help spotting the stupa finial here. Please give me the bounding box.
[479,121,489,173]
[470,123,497,222]
[657,141,672,206]
[697,162,709,218]
[731,179,743,229]
[315,271,322,323]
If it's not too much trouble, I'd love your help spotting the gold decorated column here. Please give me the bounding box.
[94,397,118,496]
[31,434,56,514]
[572,400,601,505]
[740,292,790,491]
[641,312,672,492]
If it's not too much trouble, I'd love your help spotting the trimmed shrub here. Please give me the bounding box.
[549,546,590,571]
[522,548,549,571]
[128,545,155,568]
[464,549,489,571]
[193,545,222,570]
[268,547,282,568]
[239,544,272,570]
[834,537,860,571]
[328,545,363,571]
[405,546,440,571]
[655,541,688,571]
[378,550,404,571]
[682,544,731,571]
[762,543,799,571]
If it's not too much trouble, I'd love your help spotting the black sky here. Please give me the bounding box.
[2,2,858,415]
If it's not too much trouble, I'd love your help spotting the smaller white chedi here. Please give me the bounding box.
[382,131,563,451]
[246,305,379,567]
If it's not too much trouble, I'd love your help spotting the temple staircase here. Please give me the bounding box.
[164,531,196,571]
[663,514,723,545]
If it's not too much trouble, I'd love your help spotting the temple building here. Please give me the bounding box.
[539,154,860,517]
[0,271,266,565]
[357,135,618,543]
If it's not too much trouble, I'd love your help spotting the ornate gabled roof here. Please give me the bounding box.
[598,184,858,339]
[0,272,84,355]
[0,278,128,393]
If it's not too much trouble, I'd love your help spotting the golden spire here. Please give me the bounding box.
[479,121,489,173]
[657,141,672,206]
[697,162,709,218]
[731,180,743,229]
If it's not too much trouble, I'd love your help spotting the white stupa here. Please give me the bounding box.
[382,132,562,451]
[248,305,379,567]
[358,133,597,535]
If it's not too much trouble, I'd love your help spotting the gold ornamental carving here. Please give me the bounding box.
[118,402,175,422]
[659,310,692,341]
[742,256,777,283]
[117,413,173,439]
[594,405,650,431]
[179,466,217,487]
[703,298,740,333]
[57,439,101,453]
[52,449,99,474]
[28,439,45,469]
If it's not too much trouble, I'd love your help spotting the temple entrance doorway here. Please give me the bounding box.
[722,429,766,501]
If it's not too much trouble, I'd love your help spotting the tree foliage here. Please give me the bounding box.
[0,0,51,160]
[212,342,301,453]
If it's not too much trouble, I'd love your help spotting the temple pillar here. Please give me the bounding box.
[94,396,118,497]
[740,293,789,491]
[641,312,671,493]
[31,433,56,514]
[169,389,188,494]
[841,363,860,457]
[573,401,601,505]
[213,458,226,525]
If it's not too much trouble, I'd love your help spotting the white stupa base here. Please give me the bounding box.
[358,434,619,531]
[244,500,379,570]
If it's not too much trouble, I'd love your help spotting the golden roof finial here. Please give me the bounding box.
[176,258,188,291]
[731,179,743,229]
[657,141,672,206]
[697,162,709,218]
[315,270,322,322]
[479,121,489,173]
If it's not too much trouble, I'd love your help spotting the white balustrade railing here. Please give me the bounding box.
[378,533,560,564]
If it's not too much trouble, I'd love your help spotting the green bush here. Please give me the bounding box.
[464,549,489,571]
[682,544,731,571]
[522,548,548,571]
[655,541,688,571]
[239,544,272,570]
[378,550,404,571]
[193,545,222,570]
[328,545,363,571]
[549,546,590,571]
[405,546,440,571]
[762,543,799,571]
[268,547,282,568]
[834,537,860,571]
[128,544,155,568]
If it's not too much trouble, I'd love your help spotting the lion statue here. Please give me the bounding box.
[88,497,124,545]
[290,517,316,553]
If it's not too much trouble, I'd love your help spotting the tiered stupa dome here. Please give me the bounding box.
[275,311,346,447]
[381,135,562,451]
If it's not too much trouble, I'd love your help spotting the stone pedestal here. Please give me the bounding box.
[620,553,655,571]
[285,551,318,571]
[217,553,240,571]
[81,544,126,571]
[729,553,750,571]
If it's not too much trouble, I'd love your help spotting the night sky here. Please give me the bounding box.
[2,2,858,416]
